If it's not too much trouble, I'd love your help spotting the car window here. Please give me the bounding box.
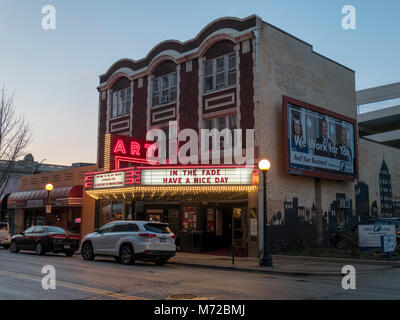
[111,224,139,232]
[374,221,389,225]
[32,226,45,233]
[99,223,115,233]
[144,223,171,234]
[113,224,128,232]
[24,227,35,233]
[126,223,139,232]
[46,226,66,233]
[0,223,8,231]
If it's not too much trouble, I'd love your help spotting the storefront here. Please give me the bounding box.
[7,185,84,234]
[84,165,259,255]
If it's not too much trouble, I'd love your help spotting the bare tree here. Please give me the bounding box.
[0,85,32,196]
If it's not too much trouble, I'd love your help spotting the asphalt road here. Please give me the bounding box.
[0,249,399,300]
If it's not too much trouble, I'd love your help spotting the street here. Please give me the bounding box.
[0,249,399,300]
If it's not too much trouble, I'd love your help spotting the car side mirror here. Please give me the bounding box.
[94,228,99,233]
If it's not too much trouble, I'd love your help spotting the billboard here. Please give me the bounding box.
[283,96,358,181]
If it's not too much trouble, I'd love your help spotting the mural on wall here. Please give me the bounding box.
[379,159,394,216]
[268,157,400,251]
[267,196,355,251]
[267,139,400,251]
[355,158,400,218]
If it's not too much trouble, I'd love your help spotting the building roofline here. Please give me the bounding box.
[99,15,258,84]
[356,82,400,105]
[359,136,400,151]
[99,14,354,86]
[260,19,355,73]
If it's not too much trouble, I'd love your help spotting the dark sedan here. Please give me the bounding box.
[10,226,80,256]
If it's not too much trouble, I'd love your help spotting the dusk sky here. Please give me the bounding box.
[0,0,399,165]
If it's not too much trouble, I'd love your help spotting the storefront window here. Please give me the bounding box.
[111,201,123,221]
[249,208,258,242]
[100,201,112,227]
[67,208,81,233]
[24,212,33,229]
[125,201,134,220]
[48,208,66,228]
[100,200,124,227]
[36,214,46,226]
[24,211,45,229]
[182,206,198,231]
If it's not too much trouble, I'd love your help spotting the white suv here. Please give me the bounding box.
[80,221,176,265]
[0,222,11,249]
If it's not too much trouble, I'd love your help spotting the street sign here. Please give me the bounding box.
[381,235,396,253]
[358,224,396,248]
[46,205,52,214]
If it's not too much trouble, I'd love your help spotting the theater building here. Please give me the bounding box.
[82,15,400,256]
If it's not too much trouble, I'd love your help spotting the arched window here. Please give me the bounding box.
[111,77,131,118]
[151,60,177,107]
[203,40,236,93]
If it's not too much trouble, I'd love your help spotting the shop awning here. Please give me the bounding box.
[7,185,83,209]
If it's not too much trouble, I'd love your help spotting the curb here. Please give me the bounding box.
[167,261,358,277]
[272,255,400,267]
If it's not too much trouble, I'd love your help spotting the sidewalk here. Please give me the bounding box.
[168,252,400,276]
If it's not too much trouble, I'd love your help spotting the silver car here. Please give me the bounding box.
[80,221,176,265]
[0,222,11,249]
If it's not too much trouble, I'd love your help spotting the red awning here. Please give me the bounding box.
[7,185,83,209]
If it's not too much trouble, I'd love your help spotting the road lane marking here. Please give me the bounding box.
[0,269,149,300]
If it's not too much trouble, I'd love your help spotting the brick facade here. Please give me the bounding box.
[97,16,257,166]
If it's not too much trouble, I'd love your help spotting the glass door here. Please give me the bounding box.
[167,208,180,236]
[232,207,244,248]
[146,209,163,222]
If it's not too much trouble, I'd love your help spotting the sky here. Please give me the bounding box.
[0,0,399,165]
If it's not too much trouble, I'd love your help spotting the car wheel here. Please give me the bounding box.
[119,244,135,265]
[10,241,19,253]
[35,242,44,255]
[154,257,167,266]
[337,238,349,249]
[81,242,95,261]
[65,250,75,257]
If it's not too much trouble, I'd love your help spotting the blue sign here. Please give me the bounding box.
[381,235,396,253]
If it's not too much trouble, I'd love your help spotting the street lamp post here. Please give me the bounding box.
[258,159,273,267]
[45,183,54,225]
